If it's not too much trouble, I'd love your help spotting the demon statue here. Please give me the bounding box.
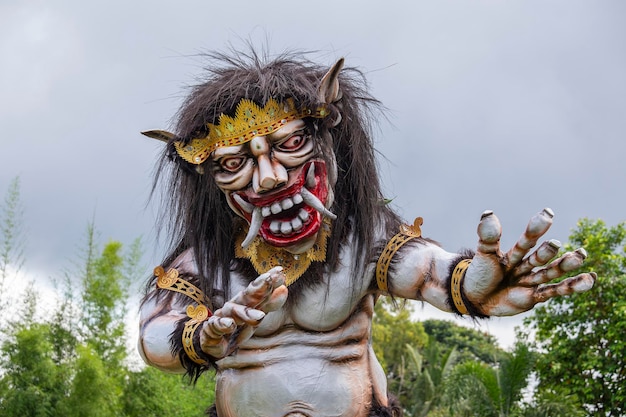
[138,50,595,417]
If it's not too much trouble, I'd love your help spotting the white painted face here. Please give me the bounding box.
[212,119,336,254]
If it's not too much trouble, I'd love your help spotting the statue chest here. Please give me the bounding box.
[229,260,376,335]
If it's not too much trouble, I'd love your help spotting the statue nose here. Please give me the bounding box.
[249,135,288,193]
[253,155,288,193]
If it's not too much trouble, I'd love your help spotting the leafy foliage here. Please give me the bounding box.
[0,323,64,416]
[372,297,429,373]
[0,177,25,316]
[60,344,123,417]
[400,343,459,417]
[79,228,129,368]
[123,367,216,416]
[523,219,626,416]
[0,198,217,416]
[422,319,504,365]
[437,342,536,417]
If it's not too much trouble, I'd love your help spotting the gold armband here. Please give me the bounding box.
[376,217,423,293]
[450,259,472,315]
[154,266,206,305]
[154,266,212,365]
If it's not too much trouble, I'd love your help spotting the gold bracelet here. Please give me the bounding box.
[451,259,472,315]
[182,304,211,365]
[376,217,423,293]
[182,320,208,365]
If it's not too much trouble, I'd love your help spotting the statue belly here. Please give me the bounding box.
[216,355,372,417]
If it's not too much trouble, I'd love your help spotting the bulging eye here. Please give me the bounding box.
[221,156,246,172]
[276,133,308,152]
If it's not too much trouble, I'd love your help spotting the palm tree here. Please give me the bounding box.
[439,342,533,417]
[398,342,459,417]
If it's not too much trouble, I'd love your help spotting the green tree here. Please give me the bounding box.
[0,177,25,316]
[372,297,429,407]
[518,390,585,417]
[123,367,216,416]
[79,232,130,368]
[523,219,626,416]
[400,342,458,417]
[422,319,504,365]
[0,190,222,416]
[0,323,65,416]
[439,342,534,417]
[373,298,429,373]
[58,344,123,417]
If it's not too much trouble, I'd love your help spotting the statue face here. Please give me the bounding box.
[212,119,336,254]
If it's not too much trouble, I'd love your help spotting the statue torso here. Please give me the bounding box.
[214,245,389,417]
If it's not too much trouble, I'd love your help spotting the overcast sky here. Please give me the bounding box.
[1,0,625,348]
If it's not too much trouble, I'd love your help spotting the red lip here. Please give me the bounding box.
[231,160,329,247]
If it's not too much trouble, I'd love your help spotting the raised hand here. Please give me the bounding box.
[463,208,596,316]
[199,266,288,358]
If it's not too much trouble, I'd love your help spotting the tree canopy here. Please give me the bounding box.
[523,219,626,416]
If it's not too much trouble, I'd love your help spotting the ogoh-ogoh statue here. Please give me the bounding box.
[138,50,595,417]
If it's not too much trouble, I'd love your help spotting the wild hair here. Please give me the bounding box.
[150,47,401,307]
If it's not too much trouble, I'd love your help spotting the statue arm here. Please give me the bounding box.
[138,294,187,373]
[385,209,596,317]
[138,250,288,375]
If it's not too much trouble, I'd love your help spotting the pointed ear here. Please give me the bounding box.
[318,58,344,105]
[141,129,177,143]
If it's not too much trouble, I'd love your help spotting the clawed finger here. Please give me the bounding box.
[512,239,561,277]
[518,248,588,286]
[505,208,554,267]
[199,317,236,357]
[534,272,597,303]
[215,302,266,326]
[476,210,502,254]
[258,284,288,311]
[202,316,236,341]
[231,266,285,308]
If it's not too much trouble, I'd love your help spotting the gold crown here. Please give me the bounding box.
[174,98,328,165]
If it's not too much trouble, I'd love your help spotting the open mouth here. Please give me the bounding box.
[230,160,335,248]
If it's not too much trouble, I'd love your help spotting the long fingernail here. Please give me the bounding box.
[219,318,236,331]
[548,239,561,249]
[576,248,588,259]
[247,309,265,321]
[543,208,554,218]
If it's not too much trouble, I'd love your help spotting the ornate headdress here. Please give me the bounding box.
[172,98,328,165]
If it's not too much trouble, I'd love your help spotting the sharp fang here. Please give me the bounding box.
[306,164,316,188]
[242,207,263,248]
[301,188,337,220]
[233,194,254,214]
